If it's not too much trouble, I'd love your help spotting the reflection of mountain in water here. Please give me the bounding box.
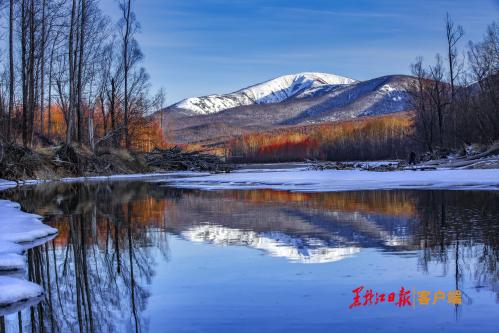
[161,189,417,261]
[182,225,360,263]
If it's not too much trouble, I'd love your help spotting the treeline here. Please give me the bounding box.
[0,0,168,152]
[410,16,498,153]
[228,113,414,163]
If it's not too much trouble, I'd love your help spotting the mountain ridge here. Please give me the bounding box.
[173,72,357,115]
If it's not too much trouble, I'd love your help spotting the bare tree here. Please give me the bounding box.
[410,57,435,152]
[120,0,139,149]
[76,0,87,143]
[39,0,47,137]
[428,54,449,147]
[66,0,77,144]
[153,87,166,129]
[445,13,465,100]
[8,0,15,142]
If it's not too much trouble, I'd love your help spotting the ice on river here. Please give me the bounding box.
[0,200,57,244]
[0,276,44,307]
[0,199,57,310]
[0,179,16,191]
[165,168,499,192]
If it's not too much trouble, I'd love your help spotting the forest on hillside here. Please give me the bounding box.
[228,113,414,163]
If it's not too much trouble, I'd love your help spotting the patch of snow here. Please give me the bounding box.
[0,179,16,191]
[0,276,43,307]
[0,200,57,244]
[0,199,57,309]
[0,240,23,255]
[380,84,396,92]
[165,169,499,192]
[8,171,210,188]
[293,84,342,99]
[0,254,25,271]
[60,171,208,183]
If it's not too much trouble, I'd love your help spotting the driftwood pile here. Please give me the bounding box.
[52,144,126,175]
[307,160,407,172]
[144,146,232,173]
[53,144,84,174]
[0,143,48,179]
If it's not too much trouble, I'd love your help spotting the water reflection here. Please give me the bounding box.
[0,182,497,332]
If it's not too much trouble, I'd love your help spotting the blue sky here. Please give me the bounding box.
[102,0,499,104]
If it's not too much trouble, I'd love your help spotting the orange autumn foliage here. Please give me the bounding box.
[229,113,415,162]
[128,117,169,152]
[29,104,169,152]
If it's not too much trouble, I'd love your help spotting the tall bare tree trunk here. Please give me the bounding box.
[123,0,132,149]
[67,0,77,144]
[100,94,107,136]
[445,13,464,101]
[48,39,56,139]
[28,0,36,146]
[76,0,87,144]
[110,78,117,147]
[21,0,29,147]
[40,0,47,137]
[8,0,14,142]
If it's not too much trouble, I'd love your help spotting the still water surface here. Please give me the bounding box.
[0,181,498,332]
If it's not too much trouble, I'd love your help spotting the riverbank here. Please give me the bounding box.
[0,143,230,182]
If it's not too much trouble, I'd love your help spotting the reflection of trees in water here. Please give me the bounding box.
[1,182,174,332]
[0,183,497,331]
[414,191,499,305]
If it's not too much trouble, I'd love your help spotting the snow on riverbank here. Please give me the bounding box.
[0,179,16,191]
[5,171,209,187]
[166,168,499,192]
[0,199,57,310]
[0,277,44,307]
[0,200,57,244]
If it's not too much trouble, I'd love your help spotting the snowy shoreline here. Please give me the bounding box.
[2,164,499,193]
[164,168,499,192]
[0,200,57,311]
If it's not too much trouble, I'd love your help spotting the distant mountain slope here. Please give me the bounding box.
[282,75,413,125]
[173,72,356,115]
[159,74,415,146]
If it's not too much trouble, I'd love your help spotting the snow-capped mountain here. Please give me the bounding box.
[160,73,415,145]
[173,72,357,115]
